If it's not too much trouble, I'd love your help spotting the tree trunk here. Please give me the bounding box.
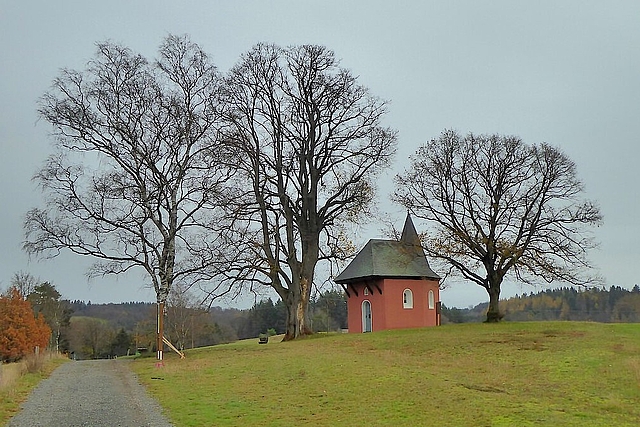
[281,229,317,340]
[55,327,60,353]
[485,283,504,323]
[282,284,313,341]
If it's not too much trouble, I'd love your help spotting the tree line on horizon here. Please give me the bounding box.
[64,288,347,359]
[442,285,640,324]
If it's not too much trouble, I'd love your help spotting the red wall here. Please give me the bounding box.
[346,278,440,333]
[346,278,386,333]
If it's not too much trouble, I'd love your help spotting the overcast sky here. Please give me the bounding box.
[1,1,639,308]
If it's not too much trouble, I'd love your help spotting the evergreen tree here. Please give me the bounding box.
[27,282,72,352]
[110,328,133,356]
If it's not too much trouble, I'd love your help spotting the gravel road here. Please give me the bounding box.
[8,359,174,427]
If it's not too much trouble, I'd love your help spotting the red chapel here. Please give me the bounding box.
[334,214,441,333]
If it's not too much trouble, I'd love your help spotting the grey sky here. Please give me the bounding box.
[1,1,638,307]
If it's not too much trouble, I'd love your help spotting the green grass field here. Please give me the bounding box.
[131,322,640,426]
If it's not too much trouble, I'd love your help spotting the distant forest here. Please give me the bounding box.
[63,290,346,358]
[61,285,640,358]
[442,285,640,324]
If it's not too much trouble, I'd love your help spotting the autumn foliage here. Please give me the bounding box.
[0,287,51,362]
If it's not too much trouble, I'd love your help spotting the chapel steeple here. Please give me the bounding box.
[400,212,421,247]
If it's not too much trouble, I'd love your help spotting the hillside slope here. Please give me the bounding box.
[132,322,640,427]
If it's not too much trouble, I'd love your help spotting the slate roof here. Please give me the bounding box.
[334,214,440,284]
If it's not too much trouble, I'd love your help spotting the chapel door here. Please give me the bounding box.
[362,300,372,333]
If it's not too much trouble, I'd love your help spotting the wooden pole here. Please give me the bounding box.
[157,301,165,361]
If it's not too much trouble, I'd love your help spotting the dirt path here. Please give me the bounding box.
[8,359,173,427]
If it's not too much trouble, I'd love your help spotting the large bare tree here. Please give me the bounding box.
[219,44,397,339]
[394,130,602,322]
[24,35,232,359]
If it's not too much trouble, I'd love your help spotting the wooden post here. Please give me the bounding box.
[157,301,165,361]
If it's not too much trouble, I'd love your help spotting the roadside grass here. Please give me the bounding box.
[0,354,68,426]
[131,322,640,427]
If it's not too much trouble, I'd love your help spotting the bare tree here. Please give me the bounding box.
[165,281,212,350]
[68,317,111,359]
[219,44,397,339]
[394,130,602,322]
[9,271,40,297]
[24,35,232,360]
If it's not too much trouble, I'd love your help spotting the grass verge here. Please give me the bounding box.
[131,322,640,427]
[0,354,68,426]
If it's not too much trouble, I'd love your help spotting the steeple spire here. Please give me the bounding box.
[400,212,421,246]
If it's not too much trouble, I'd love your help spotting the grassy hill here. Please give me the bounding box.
[131,322,640,427]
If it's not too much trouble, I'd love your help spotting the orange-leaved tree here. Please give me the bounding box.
[0,287,51,362]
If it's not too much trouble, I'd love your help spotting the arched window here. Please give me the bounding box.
[428,290,435,309]
[363,287,369,296]
[403,289,413,309]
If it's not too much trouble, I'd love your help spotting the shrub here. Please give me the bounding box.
[24,354,46,374]
[0,361,26,390]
